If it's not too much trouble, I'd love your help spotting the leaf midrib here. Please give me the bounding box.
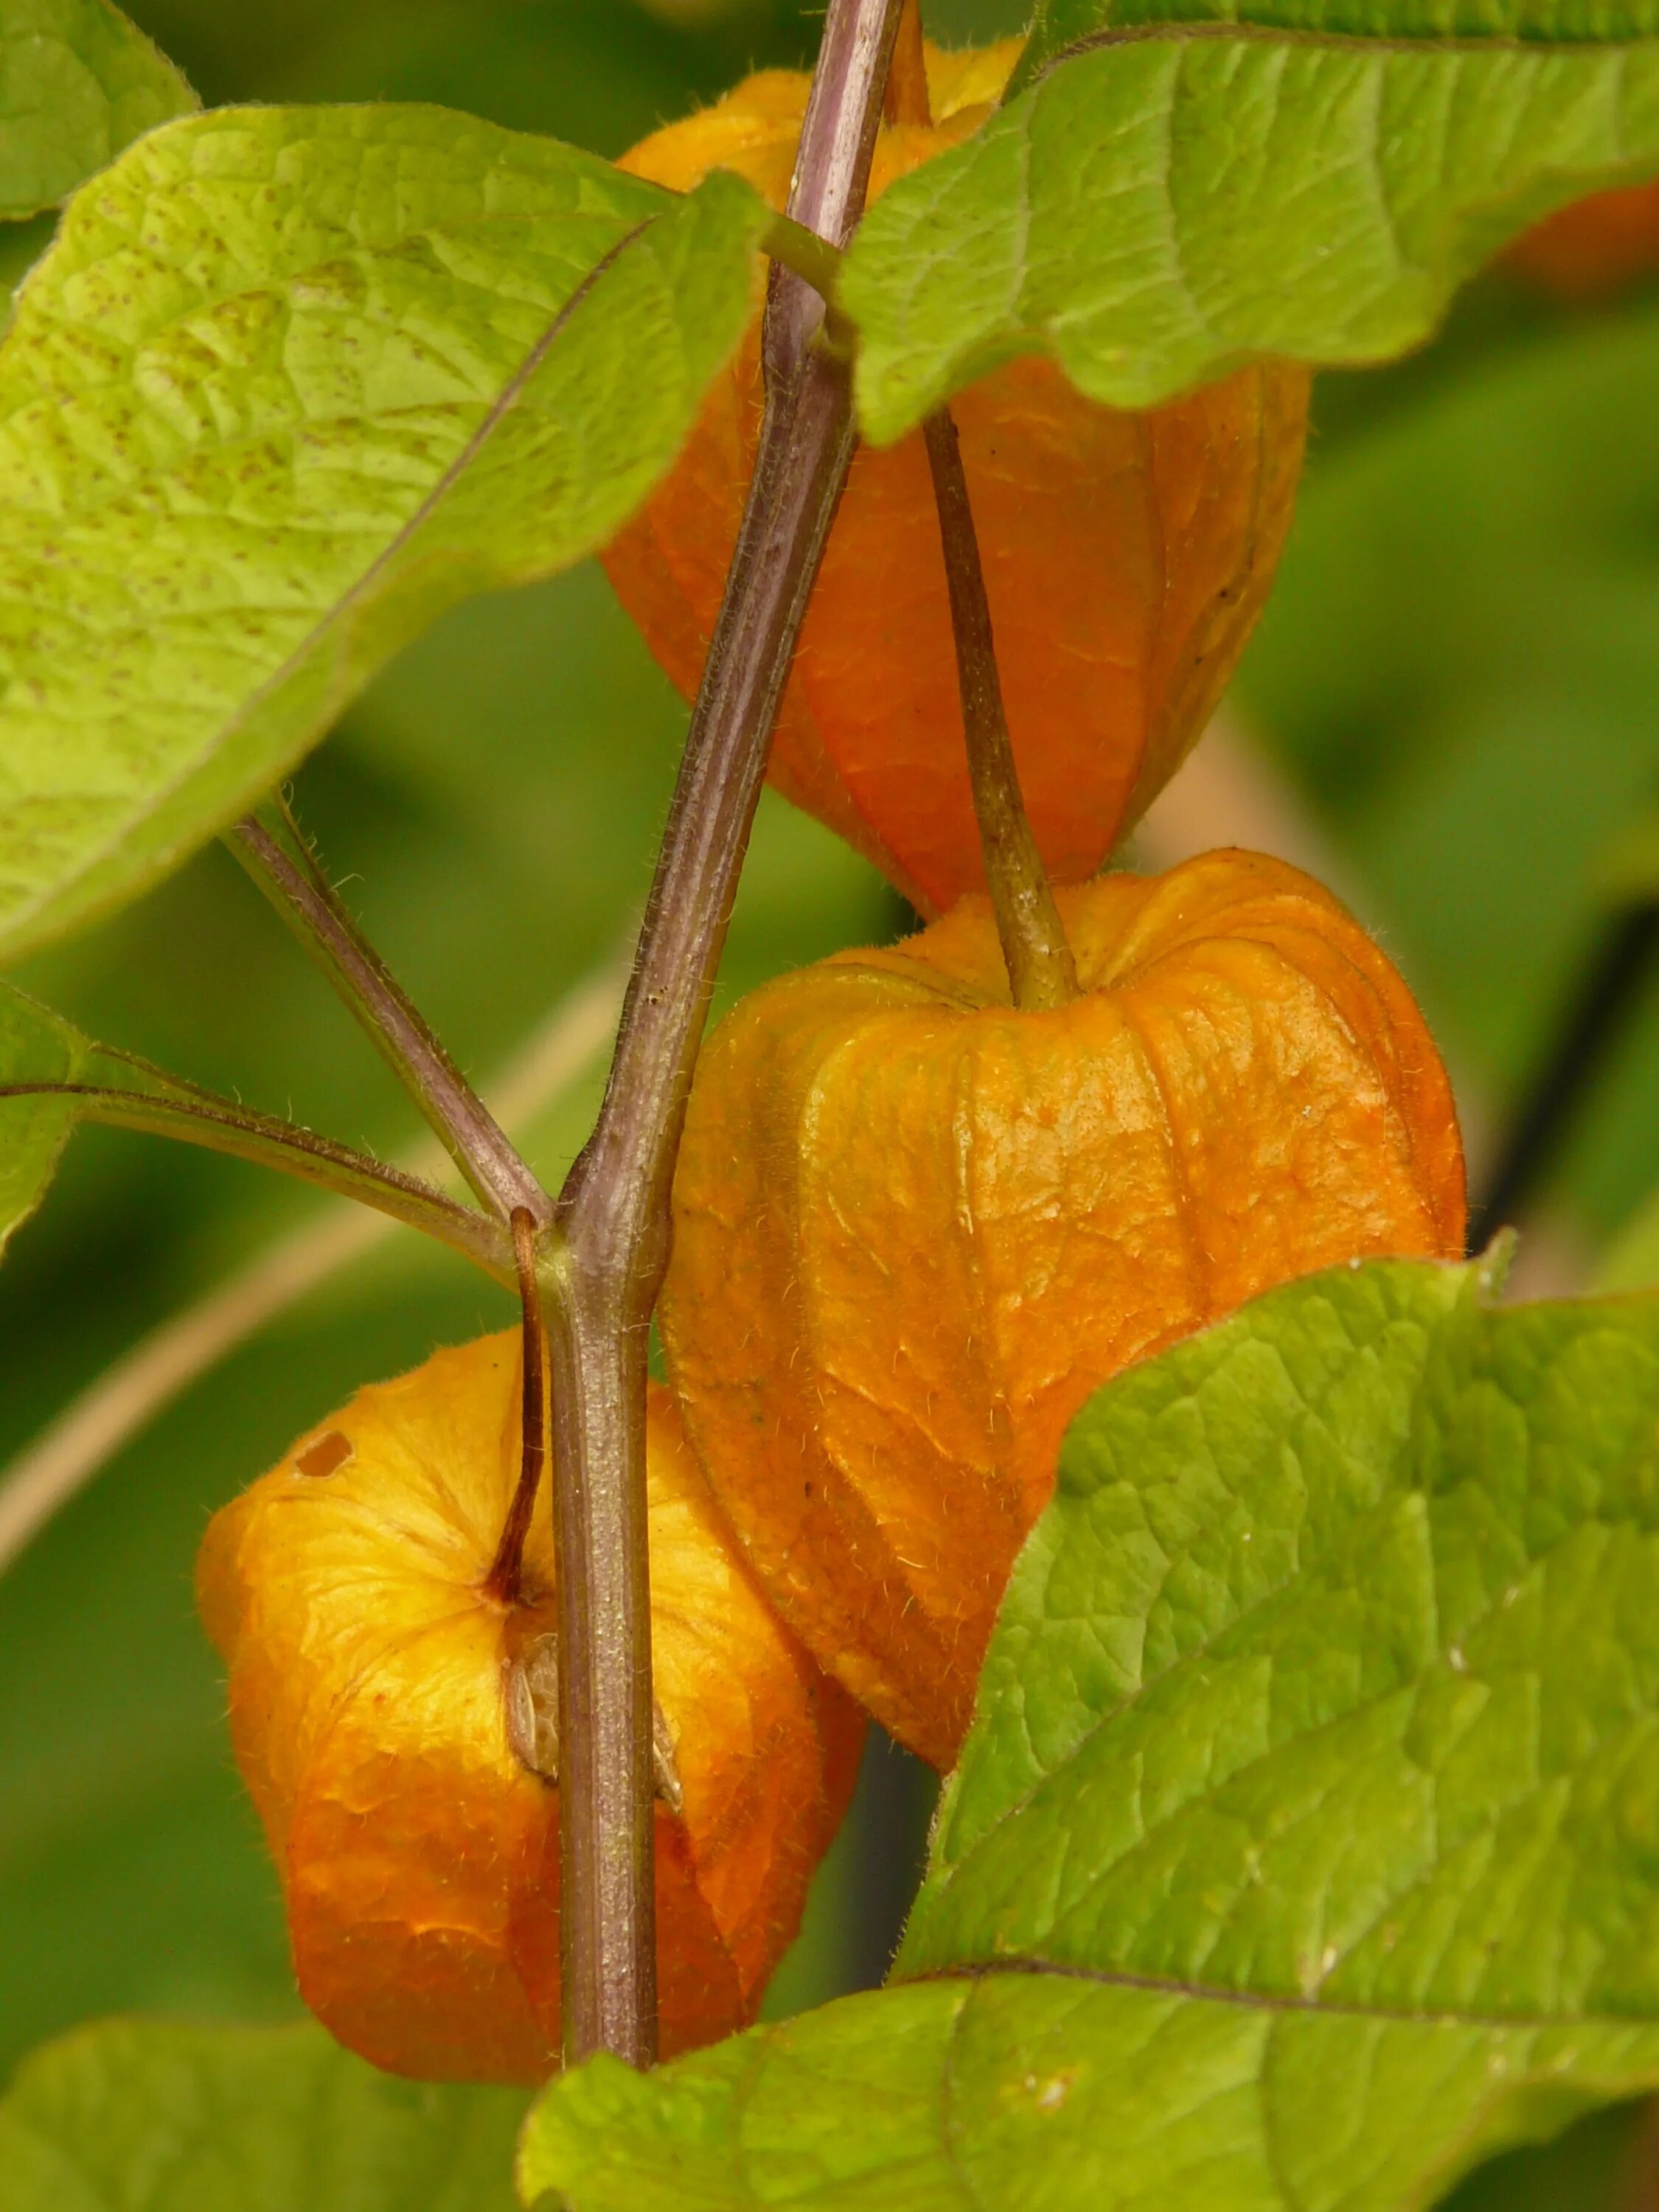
[1035,16,1659,65]
[908,1955,1659,2032]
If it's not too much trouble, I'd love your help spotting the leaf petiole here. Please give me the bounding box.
[228,807,553,1229]
[0,1080,510,1277]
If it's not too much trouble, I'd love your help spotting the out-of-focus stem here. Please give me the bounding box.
[546,0,908,2072]
[922,407,1079,1011]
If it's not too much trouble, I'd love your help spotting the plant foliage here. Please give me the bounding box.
[0,110,765,961]
[0,2018,524,2211]
[844,21,1659,430]
[0,0,193,221]
[522,1253,1659,2209]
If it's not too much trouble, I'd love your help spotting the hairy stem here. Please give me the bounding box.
[0,1082,507,1274]
[922,407,1079,1010]
[547,0,908,2070]
[229,809,552,1227]
[0,956,627,1589]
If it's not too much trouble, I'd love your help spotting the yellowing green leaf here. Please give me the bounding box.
[0,108,768,960]
[843,29,1659,436]
[0,0,194,221]
[0,2018,524,2211]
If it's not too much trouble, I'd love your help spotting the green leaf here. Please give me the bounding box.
[0,2017,524,2211]
[902,1254,1659,1999]
[519,1972,1659,2210]
[524,1253,1659,2210]
[0,980,102,1258]
[0,109,768,962]
[0,0,195,221]
[1021,0,1659,67]
[842,27,1659,437]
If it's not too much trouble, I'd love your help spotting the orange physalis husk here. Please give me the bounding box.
[604,42,1311,917]
[197,1335,863,2084]
[1503,181,1659,299]
[661,852,1468,1770]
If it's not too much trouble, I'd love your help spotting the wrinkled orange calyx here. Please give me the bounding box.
[662,852,1467,1770]
[605,43,1311,916]
[198,1335,862,2083]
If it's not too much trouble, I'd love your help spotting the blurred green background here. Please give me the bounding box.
[3,2,1659,2204]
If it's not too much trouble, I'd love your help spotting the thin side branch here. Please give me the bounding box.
[0,1082,508,1274]
[546,0,910,2071]
[922,406,1079,1011]
[230,809,552,1227]
[0,955,627,1586]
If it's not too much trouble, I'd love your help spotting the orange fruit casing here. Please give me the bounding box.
[661,852,1467,1770]
[197,1336,863,2083]
[604,43,1312,917]
[1504,180,1659,299]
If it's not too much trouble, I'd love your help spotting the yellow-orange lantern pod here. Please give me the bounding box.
[198,1335,862,2083]
[661,852,1467,1770]
[604,43,1311,917]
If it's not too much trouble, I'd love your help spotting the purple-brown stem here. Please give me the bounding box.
[230,810,552,1228]
[546,0,909,2070]
[0,1079,508,1274]
[922,406,1079,1011]
[484,1209,550,1607]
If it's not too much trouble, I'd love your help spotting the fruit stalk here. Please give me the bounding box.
[546,0,909,2070]
[922,407,1079,1010]
[484,1210,551,1606]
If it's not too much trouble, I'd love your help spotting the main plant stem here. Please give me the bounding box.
[922,408,1079,1010]
[547,0,908,2070]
